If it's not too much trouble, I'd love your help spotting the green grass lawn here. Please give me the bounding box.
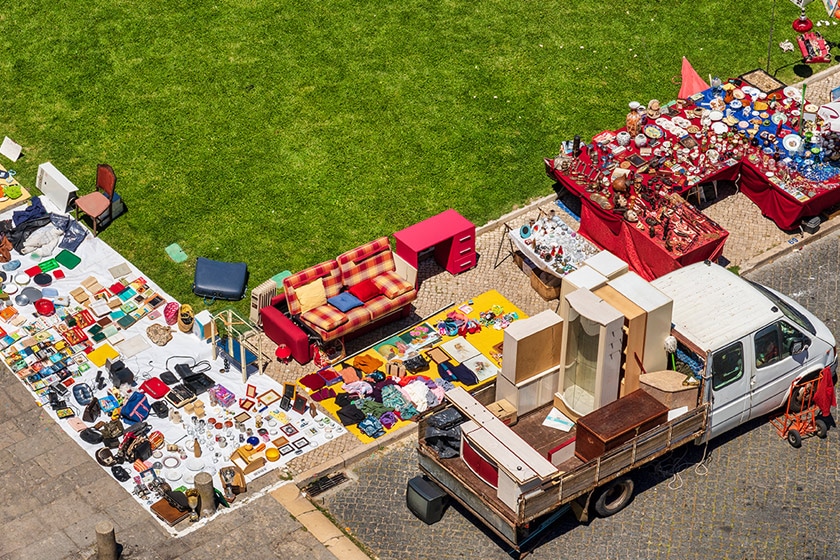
[0,0,834,315]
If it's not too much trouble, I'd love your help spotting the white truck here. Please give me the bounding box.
[413,262,836,555]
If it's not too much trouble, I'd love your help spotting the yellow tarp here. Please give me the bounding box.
[299,290,527,444]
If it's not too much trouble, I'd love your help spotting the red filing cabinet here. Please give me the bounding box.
[393,209,476,275]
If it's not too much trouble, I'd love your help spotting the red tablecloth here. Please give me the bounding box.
[738,160,840,230]
[553,167,729,280]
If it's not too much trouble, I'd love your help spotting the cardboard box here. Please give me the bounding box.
[193,310,214,340]
[530,271,562,300]
[486,399,518,426]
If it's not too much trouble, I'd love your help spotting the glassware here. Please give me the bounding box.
[185,489,200,522]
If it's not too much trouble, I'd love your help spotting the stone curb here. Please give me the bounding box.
[739,211,840,275]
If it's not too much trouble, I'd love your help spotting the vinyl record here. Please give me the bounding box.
[33,273,52,286]
[519,225,531,239]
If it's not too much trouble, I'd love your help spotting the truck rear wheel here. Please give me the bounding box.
[594,477,634,518]
[789,373,819,413]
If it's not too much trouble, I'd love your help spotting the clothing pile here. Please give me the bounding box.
[0,197,87,259]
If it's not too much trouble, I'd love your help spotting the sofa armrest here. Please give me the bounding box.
[260,305,311,364]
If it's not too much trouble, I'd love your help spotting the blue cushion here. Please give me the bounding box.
[327,292,364,313]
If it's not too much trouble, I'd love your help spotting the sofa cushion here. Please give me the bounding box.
[373,270,414,299]
[348,278,380,302]
[366,290,416,319]
[302,304,348,332]
[283,260,342,316]
[337,237,395,287]
[327,292,364,313]
[296,278,327,314]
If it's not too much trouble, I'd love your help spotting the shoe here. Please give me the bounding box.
[177,304,194,333]
[2,260,20,271]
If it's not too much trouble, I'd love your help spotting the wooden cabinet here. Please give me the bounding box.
[574,389,669,462]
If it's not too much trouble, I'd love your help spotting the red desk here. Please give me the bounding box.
[394,209,476,276]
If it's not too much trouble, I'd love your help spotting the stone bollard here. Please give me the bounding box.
[95,520,119,560]
[194,471,217,518]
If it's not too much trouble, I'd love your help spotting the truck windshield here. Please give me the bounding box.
[747,281,816,335]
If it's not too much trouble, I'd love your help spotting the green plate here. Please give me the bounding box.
[55,250,81,270]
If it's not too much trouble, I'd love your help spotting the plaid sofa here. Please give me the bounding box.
[282,237,416,343]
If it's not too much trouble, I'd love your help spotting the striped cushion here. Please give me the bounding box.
[372,270,414,299]
[283,260,342,316]
[365,290,416,320]
[337,237,395,287]
[301,304,348,332]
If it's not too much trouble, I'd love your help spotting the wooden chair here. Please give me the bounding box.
[74,164,117,236]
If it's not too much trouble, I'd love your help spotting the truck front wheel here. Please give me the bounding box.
[594,477,634,517]
[789,372,819,413]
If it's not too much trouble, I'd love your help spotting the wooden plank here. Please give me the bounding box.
[466,425,538,484]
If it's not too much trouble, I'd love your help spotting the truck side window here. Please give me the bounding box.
[754,325,781,368]
[712,342,744,390]
[779,321,807,359]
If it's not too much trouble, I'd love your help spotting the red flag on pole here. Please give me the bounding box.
[678,57,710,99]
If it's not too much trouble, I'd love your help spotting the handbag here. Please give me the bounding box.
[121,391,150,423]
[82,397,101,422]
[80,427,103,445]
[386,361,407,378]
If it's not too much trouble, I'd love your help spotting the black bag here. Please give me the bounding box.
[82,398,101,422]
[402,354,429,373]
[80,427,103,445]
[111,465,131,482]
[151,401,169,419]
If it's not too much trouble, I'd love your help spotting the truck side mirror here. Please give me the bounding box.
[789,339,808,355]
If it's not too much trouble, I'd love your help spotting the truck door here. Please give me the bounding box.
[748,321,811,420]
[707,340,750,440]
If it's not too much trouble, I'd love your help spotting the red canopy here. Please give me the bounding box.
[678,57,709,99]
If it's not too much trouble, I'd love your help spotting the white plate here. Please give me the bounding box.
[709,111,724,121]
[164,469,182,482]
[783,134,803,152]
[14,274,29,286]
[186,458,204,471]
[729,100,742,110]
[771,112,787,125]
[711,122,729,134]
[3,283,17,295]
[783,86,802,101]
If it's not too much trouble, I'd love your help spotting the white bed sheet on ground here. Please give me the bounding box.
[2,196,344,533]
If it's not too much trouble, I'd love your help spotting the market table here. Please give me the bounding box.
[547,79,840,277]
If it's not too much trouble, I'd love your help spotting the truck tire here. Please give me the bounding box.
[787,429,802,448]
[594,477,634,518]
[789,372,819,413]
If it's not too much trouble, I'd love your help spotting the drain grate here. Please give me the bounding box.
[304,472,349,497]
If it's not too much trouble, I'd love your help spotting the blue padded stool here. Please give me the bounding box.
[192,258,248,302]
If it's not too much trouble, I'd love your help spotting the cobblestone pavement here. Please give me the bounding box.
[321,230,840,560]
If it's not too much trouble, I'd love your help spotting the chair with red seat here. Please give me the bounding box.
[74,164,119,236]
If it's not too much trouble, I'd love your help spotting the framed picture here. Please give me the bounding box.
[234,411,251,424]
[292,437,309,449]
[271,436,289,448]
[245,384,257,399]
[292,395,308,414]
[280,423,299,436]
[279,396,291,411]
[239,399,255,411]
[258,389,281,407]
[278,444,295,456]
[282,382,297,400]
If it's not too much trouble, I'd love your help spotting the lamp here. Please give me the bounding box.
[792,0,814,32]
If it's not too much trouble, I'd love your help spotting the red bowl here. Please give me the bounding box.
[34,298,55,316]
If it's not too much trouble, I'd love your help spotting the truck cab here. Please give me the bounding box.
[651,262,837,440]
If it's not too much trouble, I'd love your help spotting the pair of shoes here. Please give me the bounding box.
[177,304,194,333]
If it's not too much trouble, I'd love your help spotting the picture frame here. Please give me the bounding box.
[258,389,280,407]
[279,396,291,411]
[292,394,308,414]
[239,398,255,411]
[278,444,294,456]
[282,382,297,400]
[280,423,298,436]
[234,411,251,424]
[292,437,309,449]
[245,384,257,399]
[271,436,289,448]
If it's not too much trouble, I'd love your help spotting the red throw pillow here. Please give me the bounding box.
[348,278,380,302]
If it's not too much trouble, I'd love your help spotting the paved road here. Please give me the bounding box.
[322,231,840,560]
